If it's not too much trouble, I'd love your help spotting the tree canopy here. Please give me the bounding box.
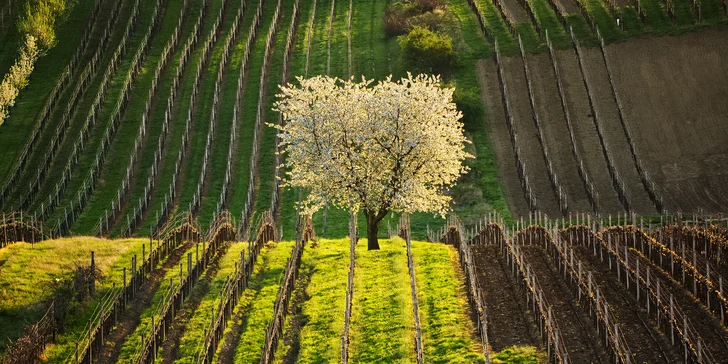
[273,74,471,249]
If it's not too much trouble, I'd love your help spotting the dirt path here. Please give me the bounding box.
[580,47,657,215]
[573,244,682,363]
[501,56,561,216]
[498,0,532,24]
[471,245,539,351]
[555,50,625,213]
[521,245,610,363]
[475,59,530,217]
[527,52,593,213]
[553,0,581,14]
[96,239,196,364]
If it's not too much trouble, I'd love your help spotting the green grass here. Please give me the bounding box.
[39,0,162,223]
[70,0,191,233]
[411,241,483,362]
[116,242,202,363]
[491,346,545,363]
[252,0,297,220]
[173,242,248,363]
[349,238,415,362]
[135,0,226,235]
[227,0,278,224]
[0,237,147,353]
[0,0,91,176]
[175,0,243,220]
[231,241,295,363]
[195,5,259,229]
[277,238,349,362]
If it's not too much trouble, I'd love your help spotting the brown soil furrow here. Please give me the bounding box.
[498,0,532,24]
[604,30,728,213]
[472,244,539,351]
[521,245,610,363]
[553,0,581,14]
[96,239,196,364]
[580,47,657,215]
[475,59,530,217]
[573,244,682,363]
[554,50,625,213]
[501,56,561,216]
[527,52,592,213]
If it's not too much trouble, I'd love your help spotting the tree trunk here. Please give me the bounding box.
[366,213,380,250]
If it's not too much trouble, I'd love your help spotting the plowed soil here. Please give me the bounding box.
[471,244,539,350]
[573,244,682,363]
[605,29,728,212]
[527,52,593,213]
[554,49,625,213]
[579,46,657,215]
[475,59,530,216]
[520,244,610,363]
[501,56,561,216]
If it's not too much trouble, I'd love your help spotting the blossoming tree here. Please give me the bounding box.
[273,74,471,250]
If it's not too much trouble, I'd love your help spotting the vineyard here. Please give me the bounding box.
[1,0,728,361]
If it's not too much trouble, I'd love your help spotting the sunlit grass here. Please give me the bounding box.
[0,237,147,353]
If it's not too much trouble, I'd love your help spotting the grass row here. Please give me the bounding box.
[132,0,225,235]
[174,0,245,219]
[172,242,248,363]
[39,0,162,224]
[70,0,193,233]
[228,241,295,363]
[195,1,260,229]
[349,238,416,362]
[251,0,298,223]
[116,242,201,362]
[0,237,147,353]
[226,0,279,224]
[410,241,483,362]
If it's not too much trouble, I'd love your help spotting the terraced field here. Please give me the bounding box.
[1,0,728,360]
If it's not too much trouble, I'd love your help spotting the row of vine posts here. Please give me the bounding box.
[439,210,728,363]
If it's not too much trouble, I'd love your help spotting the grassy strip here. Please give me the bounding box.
[133,0,224,235]
[227,0,278,222]
[410,241,483,362]
[349,238,415,362]
[172,242,248,363]
[231,241,295,363]
[277,0,315,241]
[175,0,243,217]
[278,238,349,362]
[526,0,569,47]
[0,237,147,352]
[39,0,160,223]
[252,0,296,221]
[195,4,259,229]
[3,0,137,209]
[472,0,516,54]
[0,0,92,175]
[71,0,189,232]
[116,243,201,362]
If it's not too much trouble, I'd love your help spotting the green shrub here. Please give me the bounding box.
[407,10,446,32]
[385,2,418,37]
[399,26,457,75]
